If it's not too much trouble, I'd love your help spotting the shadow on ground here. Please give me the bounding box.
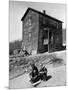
[46,75,52,81]
[33,75,52,87]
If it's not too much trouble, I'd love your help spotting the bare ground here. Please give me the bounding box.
[9,50,66,89]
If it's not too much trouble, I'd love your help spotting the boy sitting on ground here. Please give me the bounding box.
[30,63,40,83]
[40,63,47,81]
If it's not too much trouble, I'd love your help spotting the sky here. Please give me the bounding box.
[9,1,66,42]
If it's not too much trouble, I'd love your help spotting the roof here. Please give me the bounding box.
[21,7,63,23]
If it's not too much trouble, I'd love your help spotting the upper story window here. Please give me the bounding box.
[48,18,57,28]
[43,17,46,25]
[25,16,32,27]
[28,19,32,26]
[57,22,58,29]
[58,22,62,29]
[43,19,46,24]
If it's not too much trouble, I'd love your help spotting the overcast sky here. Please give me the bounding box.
[9,1,66,42]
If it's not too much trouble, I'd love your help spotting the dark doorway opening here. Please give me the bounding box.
[42,30,48,52]
[38,30,48,53]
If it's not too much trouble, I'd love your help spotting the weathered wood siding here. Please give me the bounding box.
[38,15,48,53]
[48,18,62,52]
[22,9,62,54]
[23,10,39,54]
[38,14,62,53]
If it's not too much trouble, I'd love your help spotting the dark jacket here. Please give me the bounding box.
[31,65,39,77]
[40,66,47,73]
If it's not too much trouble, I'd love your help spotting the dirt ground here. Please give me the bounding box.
[9,50,66,89]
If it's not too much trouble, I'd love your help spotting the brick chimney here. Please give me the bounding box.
[43,10,46,14]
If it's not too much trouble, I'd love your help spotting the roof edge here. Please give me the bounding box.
[21,7,63,23]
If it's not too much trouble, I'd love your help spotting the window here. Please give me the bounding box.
[43,28,49,30]
[58,23,62,29]
[57,22,58,29]
[28,19,32,26]
[28,32,32,41]
[43,39,48,45]
[51,35,53,44]
[25,16,32,27]
[43,30,48,45]
[56,34,59,42]
[43,19,46,24]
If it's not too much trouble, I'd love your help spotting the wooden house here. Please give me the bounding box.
[21,7,63,54]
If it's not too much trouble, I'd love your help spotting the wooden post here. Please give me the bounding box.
[48,28,49,53]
